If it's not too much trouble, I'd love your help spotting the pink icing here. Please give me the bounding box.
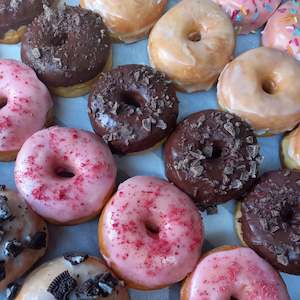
[14,126,117,224]
[262,1,300,60]
[186,247,290,300]
[212,0,280,34]
[0,59,52,153]
[100,176,204,289]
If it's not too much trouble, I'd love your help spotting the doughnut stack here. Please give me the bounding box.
[0,0,299,299]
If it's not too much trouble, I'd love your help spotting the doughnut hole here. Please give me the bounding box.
[50,32,68,47]
[0,96,7,109]
[203,141,223,160]
[54,166,75,179]
[262,78,278,95]
[280,206,294,224]
[121,91,143,109]
[144,220,160,239]
[188,30,202,42]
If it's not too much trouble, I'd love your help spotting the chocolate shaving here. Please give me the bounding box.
[47,270,77,300]
[6,282,20,300]
[63,252,88,265]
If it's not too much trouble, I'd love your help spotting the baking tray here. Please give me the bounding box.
[0,0,299,298]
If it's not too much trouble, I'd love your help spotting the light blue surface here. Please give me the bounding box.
[0,0,299,299]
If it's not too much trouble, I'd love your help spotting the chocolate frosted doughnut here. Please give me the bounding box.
[21,5,111,97]
[239,170,300,275]
[165,110,261,208]
[88,64,178,154]
[0,0,53,44]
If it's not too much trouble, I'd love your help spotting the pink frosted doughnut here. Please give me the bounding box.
[212,0,281,34]
[181,246,290,300]
[0,59,53,161]
[99,176,204,290]
[262,1,300,60]
[15,126,117,225]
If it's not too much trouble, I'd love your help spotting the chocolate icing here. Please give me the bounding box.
[165,110,261,208]
[88,64,178,154]
[21,5,111,87]
[241,170,300,274]
[0,0,52,39]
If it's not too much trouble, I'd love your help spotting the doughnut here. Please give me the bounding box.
[164,110,261,209]
[218,47,300,135]
[80,0,167,43]
[0,59,53,162]
[16,255,129,299]
[0,185,48,291]
[282,125,300,170]
[262,1,300,60]
[181,246,290,300]
[88,64,179,154]
[236,170,300,274]
[21,5,111,98]
[14,126,117,225]
[99,176,204,290]
[148,0,235,93]
[0,0,54,44]
[212,0,280,34]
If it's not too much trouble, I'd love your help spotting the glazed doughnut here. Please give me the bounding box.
[0,186,48,291]
[218,47,300,135]
[88,64,179,154]
[282,125,300,170]
[16,255,129,299]
[237,170,300,274]
[80,0,167,43]
[0,0,54,44]
[0,59,53,162]
[148,0,235,93]
[21,5,111,98]
[164,110,261,209]
[14,126,117,225]
[181,246,290,300]
[99,176,204,290]
[212,0,280,34]
[262,1,300,60]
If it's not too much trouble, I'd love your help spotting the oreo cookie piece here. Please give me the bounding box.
[0,195,11,222]
[63,252,88,265]
[26,231,47,249]
[0,260,5,281]
[0,185,6,191]
[98,272,119,296]
[4,240,24,257]
[6,282,20,300]
[47,270,77,300]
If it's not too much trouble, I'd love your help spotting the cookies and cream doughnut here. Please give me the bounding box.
[16,255,129,299]
[181,246,290,300]
[99,176,204,290]
[164,110,261,209]
[80,0,167,43]
[0,186,48,291]
[21,5,111,98]
[262,1,300,60]
[282,125,300,170]
[213,0,280,34]
[15,126,117,225]
[218,47,300,135]
[0,0,54,44]
[237,170,300,274]
[88,64,178,154]
[0,59,53,162]
[148,0,235,92]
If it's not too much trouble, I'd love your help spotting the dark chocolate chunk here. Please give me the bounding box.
[63,252,88,265]
[6,282,20,300]
[0,260,5,281]
[26,232,47,249]
[0,195,11,222]
[47,270,77,300]
[4,240,24,257]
